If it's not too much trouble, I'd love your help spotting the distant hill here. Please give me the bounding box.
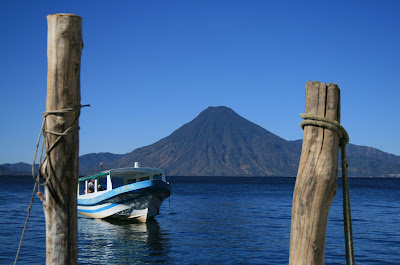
[0,162,38,176]
[0,164,11,174]
[79,152,124,175]
[2,106,400,177]
[345,144,400,177]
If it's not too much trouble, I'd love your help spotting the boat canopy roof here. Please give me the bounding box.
[78,167,164,183]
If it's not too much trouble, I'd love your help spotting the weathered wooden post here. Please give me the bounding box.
[289,81,341,265]
[43,13,83,265]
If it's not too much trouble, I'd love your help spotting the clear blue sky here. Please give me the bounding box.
[1,0,399,164]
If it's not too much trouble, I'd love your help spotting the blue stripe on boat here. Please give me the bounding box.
[77,180,170,206]
[78,203,120,213]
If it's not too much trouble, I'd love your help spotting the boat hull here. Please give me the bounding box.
[77,180,170,222]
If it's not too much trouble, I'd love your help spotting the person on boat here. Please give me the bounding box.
[88,179,95,193]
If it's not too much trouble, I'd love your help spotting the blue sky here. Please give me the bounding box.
[1,0,399,164]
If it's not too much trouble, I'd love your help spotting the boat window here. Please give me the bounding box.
[153,174,162,180]
[112,177,125,188]
[78,182,85,195]
[127,179,136,184]
[139,176,150,182]
[97,177,107,191]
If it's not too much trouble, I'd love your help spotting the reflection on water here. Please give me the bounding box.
[78,216,171,264]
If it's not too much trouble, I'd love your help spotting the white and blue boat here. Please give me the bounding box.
[77,163,171,222]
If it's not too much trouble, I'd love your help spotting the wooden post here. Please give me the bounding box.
[43,13,83,265]
[289,81,340,265]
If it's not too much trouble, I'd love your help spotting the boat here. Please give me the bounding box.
[77,163,171,222]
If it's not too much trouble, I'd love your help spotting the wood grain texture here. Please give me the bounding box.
[44,13,82,265]
[289,81,340,265]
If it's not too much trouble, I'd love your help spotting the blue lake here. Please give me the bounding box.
[1,176,399,264]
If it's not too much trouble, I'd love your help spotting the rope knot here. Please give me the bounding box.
[33,104,90,185]
[300,113,349,145]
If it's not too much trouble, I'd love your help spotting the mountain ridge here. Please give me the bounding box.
[2,106,400,177]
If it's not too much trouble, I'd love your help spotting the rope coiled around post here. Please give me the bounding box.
[14,104,89,265]
[300,113,355,265]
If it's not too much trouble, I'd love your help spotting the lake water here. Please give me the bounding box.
[1,176,399,264]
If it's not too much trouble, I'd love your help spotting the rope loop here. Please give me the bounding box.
[42,104,90,117]
[300,113,349,146]
[300,113,355,265]
[32,104,90,186]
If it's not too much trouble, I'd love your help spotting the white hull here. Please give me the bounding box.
[78,178,170,222]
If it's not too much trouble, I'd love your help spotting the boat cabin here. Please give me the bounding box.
[78,167,167,196]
